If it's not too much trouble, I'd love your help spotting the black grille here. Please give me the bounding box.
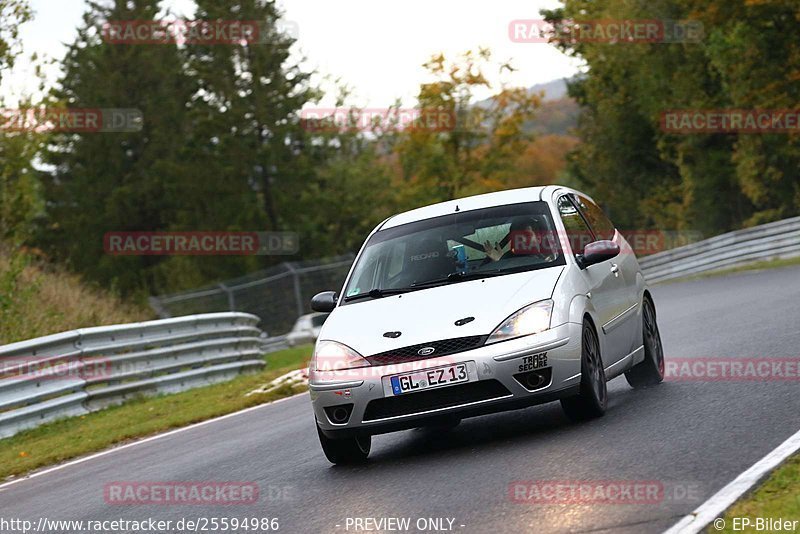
[362,380,511,421]
[366,335,487,366]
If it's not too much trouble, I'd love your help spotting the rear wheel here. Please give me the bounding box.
[317,426,371,465]
[625,297,665,388]
[561,321,607,421]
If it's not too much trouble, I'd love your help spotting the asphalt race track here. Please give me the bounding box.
[2,265,799,534]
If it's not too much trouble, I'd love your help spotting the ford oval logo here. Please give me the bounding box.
[417,346,436,356]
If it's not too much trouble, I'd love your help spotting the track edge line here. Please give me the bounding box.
[662,426,800,534]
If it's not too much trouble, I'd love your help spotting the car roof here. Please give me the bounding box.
[381,186,561,230]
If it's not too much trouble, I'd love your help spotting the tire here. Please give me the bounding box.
[625,297,665,388]
[560,320,607,421]
[317,426,371,465]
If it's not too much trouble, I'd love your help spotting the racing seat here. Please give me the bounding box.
[398,237,454,286]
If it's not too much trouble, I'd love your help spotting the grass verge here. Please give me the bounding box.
[0,344,312,481]
[0,248,150,344]
[717,452,800,532]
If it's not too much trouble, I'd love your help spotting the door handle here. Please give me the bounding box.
[610,263,620,274]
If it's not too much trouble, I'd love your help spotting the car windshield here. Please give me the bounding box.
[342,201,565,301]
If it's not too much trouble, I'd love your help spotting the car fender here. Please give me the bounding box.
[566,293,613,368]
[634,270,649,331]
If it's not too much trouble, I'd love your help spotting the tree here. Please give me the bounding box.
[508,134,579,189]
[394,49,541,206]
[0,0,30,85]
[0,0,40,244]
[42,0,193,294]
[699,0,800,225]
[291,89,400,257]
[181,0,313,228]
[543,0,799,235]
[149,0,320,289]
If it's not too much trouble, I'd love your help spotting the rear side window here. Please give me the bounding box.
[573,195,616,242]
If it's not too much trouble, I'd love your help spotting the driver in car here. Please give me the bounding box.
[483,217,553,262]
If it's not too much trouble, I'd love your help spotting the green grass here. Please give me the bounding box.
[0,248,150,344]
[664,255,800,285]
[715,453,800,533]
[0,345,312,481]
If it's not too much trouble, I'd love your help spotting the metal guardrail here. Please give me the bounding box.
[0,313,267,439]
[640,216,800,283]
[260,334,290,355]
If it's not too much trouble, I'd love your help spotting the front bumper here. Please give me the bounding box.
[310,323,583,437]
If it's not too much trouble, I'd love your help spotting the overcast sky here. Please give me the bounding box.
[2,0,581,107]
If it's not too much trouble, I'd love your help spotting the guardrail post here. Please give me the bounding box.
[148,296,171,318]
[218,283,235,311]
[285,262,304,319]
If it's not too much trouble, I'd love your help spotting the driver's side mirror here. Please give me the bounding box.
[311,291,338,313]
[578,240,620,269]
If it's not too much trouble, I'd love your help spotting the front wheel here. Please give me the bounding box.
[317,426,371,465]
[561,320,607,421]
[625,297,665,388]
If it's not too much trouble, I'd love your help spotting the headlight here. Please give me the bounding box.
[311,340,370,372]
[486,299,553,345]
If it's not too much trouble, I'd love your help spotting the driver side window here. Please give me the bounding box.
[573,195,616,242]
[557,195,593,257]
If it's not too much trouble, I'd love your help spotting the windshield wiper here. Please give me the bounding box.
[412,269,507,288]
[343,287,418,302]
[345,270,510,301]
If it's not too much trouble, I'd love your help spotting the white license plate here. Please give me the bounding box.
[389,363,469,396]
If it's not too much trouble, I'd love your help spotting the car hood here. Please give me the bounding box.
[319,266,564,357]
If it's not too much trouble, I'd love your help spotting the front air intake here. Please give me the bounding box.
[513,368,552,391]
[324,403,354,424]
[362,380,511,421]
[366,336,487,365]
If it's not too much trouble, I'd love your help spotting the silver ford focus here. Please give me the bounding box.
[308,186,665,464]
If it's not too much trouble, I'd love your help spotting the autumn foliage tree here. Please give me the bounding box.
[394,49,542,206]
[544,0,800,234]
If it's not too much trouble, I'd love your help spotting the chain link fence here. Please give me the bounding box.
[149,255,355,336]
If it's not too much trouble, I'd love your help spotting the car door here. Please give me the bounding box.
[556,194,633,367]
[571,194,640,354]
